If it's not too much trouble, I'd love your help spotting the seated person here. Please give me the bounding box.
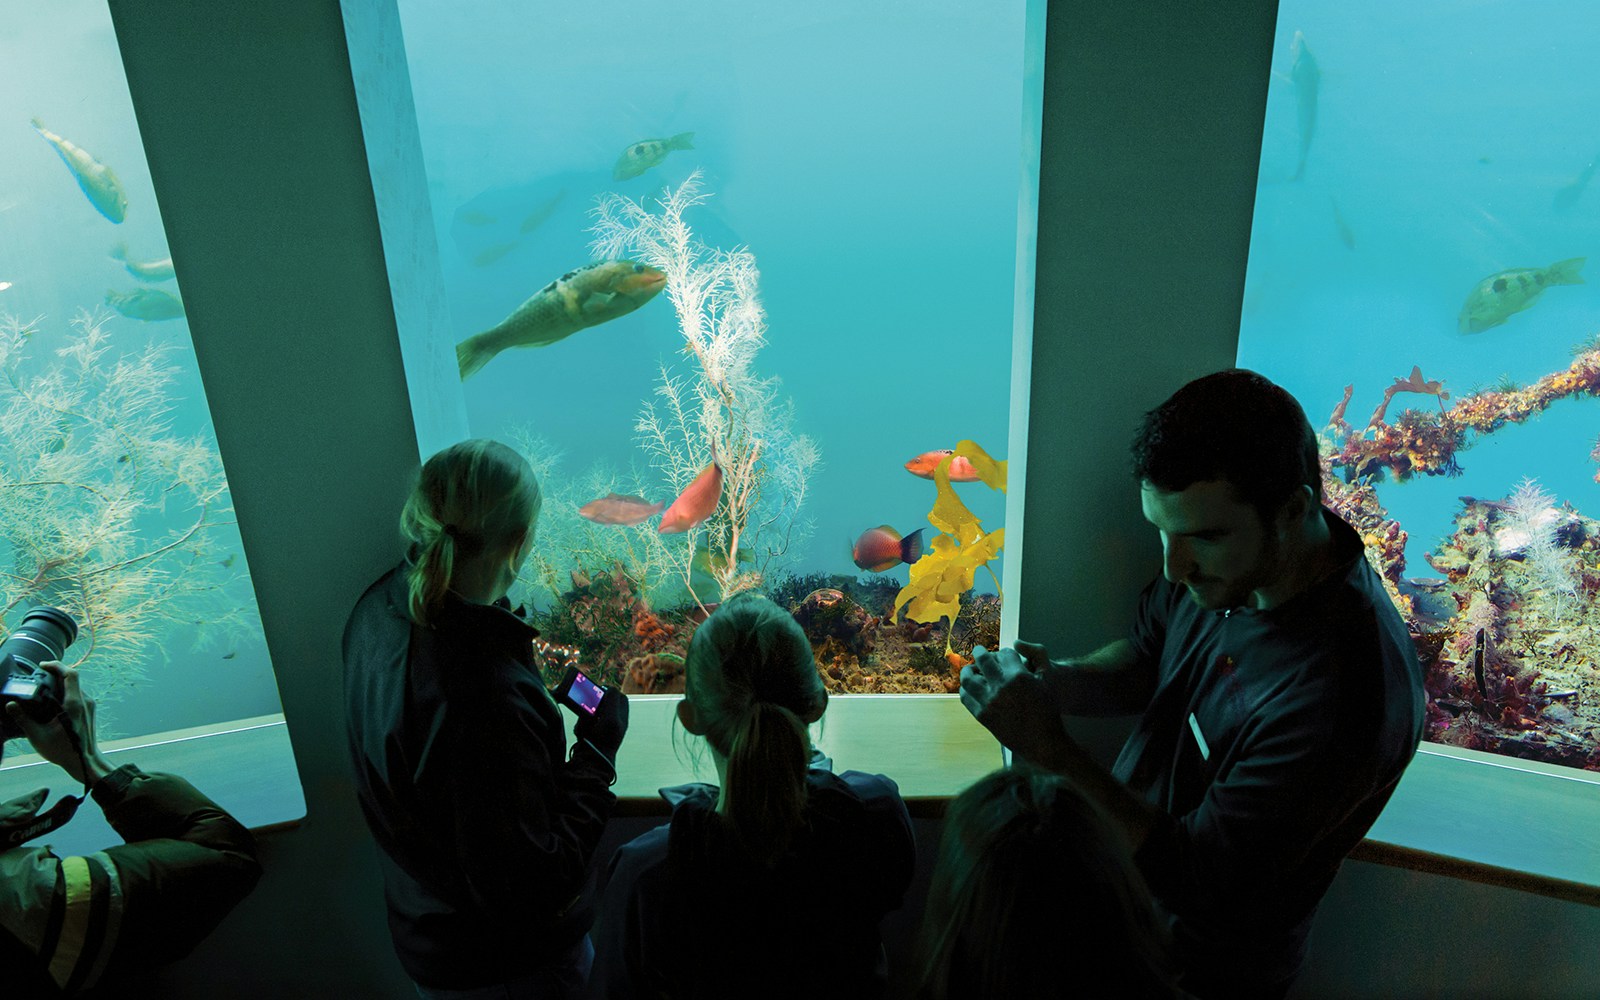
[589,591,915,999]
[0,661,262,997]
[910,766,1183,999]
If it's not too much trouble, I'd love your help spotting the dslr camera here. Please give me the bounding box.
[0,607,78,741]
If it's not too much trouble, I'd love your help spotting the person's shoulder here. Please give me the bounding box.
[607,822,673,896]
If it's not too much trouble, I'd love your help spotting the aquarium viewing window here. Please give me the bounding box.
[352,0,1039,733]
[0,1,302,840]
[1239,1,1600,881]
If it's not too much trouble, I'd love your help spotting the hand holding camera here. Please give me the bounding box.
[3,660,113,787]
[569,675,630,761]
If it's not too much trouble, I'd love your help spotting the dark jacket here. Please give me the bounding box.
[0,765,261,998]
[342,564,616,990]
[589,756,915,999]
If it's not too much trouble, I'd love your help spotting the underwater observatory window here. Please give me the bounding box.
[348,0,1046,801]
[1239,4,1600,899]
[0,2,304,849]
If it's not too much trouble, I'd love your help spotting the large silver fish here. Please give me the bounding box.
[110,242,175,282]
[613,132,695,181]
[1458,258,1585,334]
[1288,32,1319,182]
[107,287,185,321]
[455,260,667,379]
[32,118,128,224]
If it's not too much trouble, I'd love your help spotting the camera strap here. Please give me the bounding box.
[0,789,83,849]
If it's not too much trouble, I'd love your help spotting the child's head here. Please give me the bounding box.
[677,591,827,863]
[400,439,541,625]
[915,767,1180,999]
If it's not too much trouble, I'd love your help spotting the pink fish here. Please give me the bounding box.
[578,493,666,525]
[852,525,925,572]
[904,449,981,482]
[658,459,723,534]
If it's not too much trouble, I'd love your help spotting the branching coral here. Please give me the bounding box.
[1327,349,1600,482]
[0,310,247,706]
[589,172,819,609]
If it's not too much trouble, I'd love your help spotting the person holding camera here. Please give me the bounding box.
[1,657,262,997]
[958,370,1424,999]
[587,591,914,1000]
[343,439,629,1000]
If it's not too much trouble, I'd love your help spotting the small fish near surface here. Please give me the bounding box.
[455,260,666,379]
[904,449,981,482]
[852,525,925,573]
[1553,157,1598,212]
[107,287,185,321]
[658,457,723,534]
[32,118,128,224]
[109,242,175,282]
[1288,31,1320,182]
[613,132,695,181]
[578,492,666,526]
[1458,257,1585,334]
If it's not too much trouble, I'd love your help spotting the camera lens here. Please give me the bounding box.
[0,606,78,666]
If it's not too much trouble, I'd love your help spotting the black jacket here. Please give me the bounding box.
[0,765,261,997]
[342,564,616,989]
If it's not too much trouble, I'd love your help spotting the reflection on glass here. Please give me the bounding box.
[1241,5,1600,772]
[0,2,281,741]
[387,0,1032,696]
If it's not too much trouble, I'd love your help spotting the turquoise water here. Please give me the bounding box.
[394,1,1027,608]
[1240,2,1600,574]
[0,2,279,737]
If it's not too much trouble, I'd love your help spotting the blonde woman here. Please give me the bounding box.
[344,439,628,999]
[588,591,914,999]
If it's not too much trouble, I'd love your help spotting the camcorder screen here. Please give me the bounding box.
[555,667,605,716]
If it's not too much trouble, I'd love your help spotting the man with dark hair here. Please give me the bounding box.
[960,368,1424,999]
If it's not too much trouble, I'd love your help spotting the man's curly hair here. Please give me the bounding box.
[1130,368,1321,521]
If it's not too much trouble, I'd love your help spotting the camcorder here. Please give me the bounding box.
[553,665,608,717]
[0,606,79,742]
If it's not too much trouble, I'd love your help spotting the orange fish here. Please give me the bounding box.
[578,493,666,525]
[904,449,981,482]
[658,459,723,534]
[851,525,925,572]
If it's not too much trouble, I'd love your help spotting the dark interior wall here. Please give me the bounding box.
[104,0,1598,997]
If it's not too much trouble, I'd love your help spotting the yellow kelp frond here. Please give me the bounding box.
[894,526,1004,626]
[896,439,1006,629]
[954,439,1006,492]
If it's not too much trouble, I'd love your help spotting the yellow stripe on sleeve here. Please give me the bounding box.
[47,855,94,989]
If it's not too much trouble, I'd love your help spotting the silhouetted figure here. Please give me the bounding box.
[960,369,1424,999]
[1,661,261,997]
[910,766,1183,1000]
[344,439,628,999]
[589,591,914,999]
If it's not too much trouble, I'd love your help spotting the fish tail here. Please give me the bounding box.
[456,334,495,380]
[901,528,925,566]
[109,241,128,261]
[30,117,44,132]
[1547,257,1586,285]
[669,131,695,150]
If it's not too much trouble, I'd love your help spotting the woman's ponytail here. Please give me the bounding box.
[721,699,810,864]
[398,440,540,627]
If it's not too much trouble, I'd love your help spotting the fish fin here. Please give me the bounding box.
[581,291,617,317]
[875,523,901,539]
[1548,257,1586,285]
[456,335,495,379]
[669,131,695,150]
[901,528,925,565]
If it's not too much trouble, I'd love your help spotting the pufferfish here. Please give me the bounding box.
[613,132,695,181]
[455,260,666,379]
[1458,257,1585,334]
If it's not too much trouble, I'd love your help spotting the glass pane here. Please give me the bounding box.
[374,0,1034,696]
[1240,4,1600,773]
[0,4,288,750]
